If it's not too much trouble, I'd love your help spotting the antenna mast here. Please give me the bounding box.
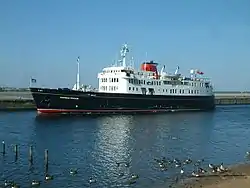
[120,44,129,67]
[131,56,134,68]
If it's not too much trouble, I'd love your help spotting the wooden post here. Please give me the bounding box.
[29,146,33,164]
[14,144,18,161]
[2,141,5,155]
[45,149,48,173]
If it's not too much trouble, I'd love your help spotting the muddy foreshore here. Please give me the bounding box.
[173,163,250,188]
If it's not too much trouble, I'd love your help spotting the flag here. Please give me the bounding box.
[197,71,204,75]
[77,56,80,62]
[31,78,36,83]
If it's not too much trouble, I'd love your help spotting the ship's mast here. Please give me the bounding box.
[131,56,134,68]
[120,44,129,67]
[76,56,80,90]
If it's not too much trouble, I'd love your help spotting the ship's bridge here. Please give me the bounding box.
[98,66,135,78]
[98,66,136,93]
[101,66,134,74]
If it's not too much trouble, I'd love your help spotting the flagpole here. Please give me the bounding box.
[76,56,80,90]
[29,77,32,88]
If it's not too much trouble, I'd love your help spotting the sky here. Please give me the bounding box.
[0,0,249,91]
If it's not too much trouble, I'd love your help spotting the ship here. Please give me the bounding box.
[30,44,215,115]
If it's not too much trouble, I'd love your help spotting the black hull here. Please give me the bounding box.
[30,87,215,115]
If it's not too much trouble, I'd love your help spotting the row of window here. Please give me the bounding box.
[128,87,139,91]
[103,70,121,73]
[100,86,118,91]
[128,87,204,94]
[103,69,133,74]
[129,78,207,87]
[101,78,119,82]
[100,85,207,94]
[169,89,201,94]
[101,77,209,88]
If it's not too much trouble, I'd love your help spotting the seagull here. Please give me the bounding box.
[45,174,53,180]
[174,158,180,163]
[184,158,192,164]
[208,164,215,169]
[180,168,184,174]
[175,163,181,168]
[31,180,40,186]
[219,163,226,171]
[89,178,96,184]
[159,163,164,168]
[131,174,139,179]
[216,166,222,172]
[4,180,12,187]
[70,168,78,175]
[191,171,200,177]
[246,151,250,158]
[198,167,206,173]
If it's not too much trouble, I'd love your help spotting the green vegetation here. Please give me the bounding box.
[0,87,30,92]
[0,99,35,111]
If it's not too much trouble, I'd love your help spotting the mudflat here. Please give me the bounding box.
[180,163,250,188]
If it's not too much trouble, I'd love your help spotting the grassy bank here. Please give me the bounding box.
[215,97,250,105]
[0,99,36,111]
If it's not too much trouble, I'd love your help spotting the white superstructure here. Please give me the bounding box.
[97,44,213,96]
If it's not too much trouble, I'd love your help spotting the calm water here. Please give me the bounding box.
[0,106,250,187]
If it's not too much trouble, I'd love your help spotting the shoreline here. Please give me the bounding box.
[0,99,249,112]
[0,99,36,111]
[175,163,250,188]
[0,107,36,111]
[0,90,250,111]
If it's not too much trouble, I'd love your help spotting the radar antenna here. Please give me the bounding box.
[120,44,129,67]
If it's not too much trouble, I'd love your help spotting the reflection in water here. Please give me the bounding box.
[0,107,250,188]
[92,115,134,185]
[32,112,218,187]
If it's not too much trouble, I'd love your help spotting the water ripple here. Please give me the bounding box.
[0,106,250,187]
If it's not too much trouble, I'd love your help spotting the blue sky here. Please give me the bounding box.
[0,0,249,91]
